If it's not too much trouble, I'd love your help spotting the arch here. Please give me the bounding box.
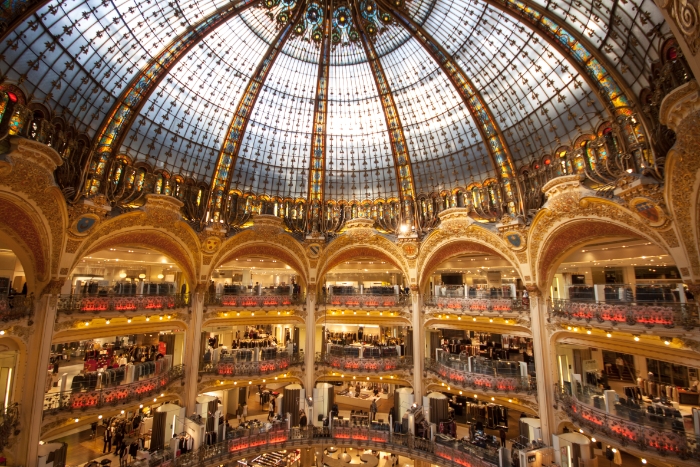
[209,227,310,287]
[212,244,308,290]
[0,336,28,406]
[418,240,523,293]
[0,193,51,292]
[71,227,198,289]
[316,235,410,294]
[52,320,188,344]
[417,219,523,292]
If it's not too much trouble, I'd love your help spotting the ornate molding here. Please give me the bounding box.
[659,80,700,132]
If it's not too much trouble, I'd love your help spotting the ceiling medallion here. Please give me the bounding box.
[264,0,405,47]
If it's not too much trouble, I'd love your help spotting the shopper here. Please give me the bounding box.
[299,410,308,428]
[102,427,112,453]
[369,400,377,422]
[499,428,507,447]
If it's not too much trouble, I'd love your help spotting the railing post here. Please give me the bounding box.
[20,283,61,467]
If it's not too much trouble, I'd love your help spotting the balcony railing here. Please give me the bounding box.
[129,426,498,467]
[555,387,700,461]
[200,353,303,376]
[548,298,700,330]
[204,293,305,308]
[42,365,184,415]
[57,294,190,314]
[322,293,410,308]
[426,358,536,395]
[315,353,413,373]
[0,295,33,321]
[424,296,525,314]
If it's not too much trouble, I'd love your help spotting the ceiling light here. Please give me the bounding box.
[633,335,639,341]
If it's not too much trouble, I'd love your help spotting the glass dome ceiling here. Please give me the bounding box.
[0,0,669,201]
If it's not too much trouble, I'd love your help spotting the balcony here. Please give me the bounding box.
[322,292,410,308]
[548,298,699,331]
[423,295,526,319]
[315,352,413,373]
[0,295,33,323]
[556,387,700,462]
[42,364,184,415]
[426,358,536,395]
[131,426,498,467]
[57,294,190,315]
[200,352,303,376]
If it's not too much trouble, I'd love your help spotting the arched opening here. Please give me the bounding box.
[68,246,188,300]
[0,241,33,321]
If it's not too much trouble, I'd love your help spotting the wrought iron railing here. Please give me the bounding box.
[548,299,700,330]
[315,353,413,373]
[204,293,305,308]
[322,293,410,308]
[0,294,33,322]
[426,359,536,395]
[42,365,184,415]
[200,353,303,376]
[423,296,525,314]
[128,425,498,467]
[555,386,700,461]
[57,294,190,314]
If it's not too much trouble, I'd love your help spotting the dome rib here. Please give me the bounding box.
[385,1,521,206]
[480,0,642,119]
[204,3,307,224]
[353,4,417,208]
[308,6,331,203]
[84,0,258,194]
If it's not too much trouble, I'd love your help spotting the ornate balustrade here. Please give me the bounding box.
[0,295,33,322]
[556,389,700,462]
[57,294,190,314]
[548,299,699,330]
[323,293,409,308]
[205,294,304,308]
[42,365,184,415]
[315,353,413,373]
[129,425,498,467]
[200,353,303,376]
[424,297,525,315]
[426,359,536,395]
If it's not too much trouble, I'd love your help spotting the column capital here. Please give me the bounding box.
[525,284,544,298]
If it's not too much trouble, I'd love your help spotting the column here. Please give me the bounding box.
[411,290,424,397]
[183,289,204,415]
[21,289,60,467]
[528,285,556,443]
[304,290,316,393]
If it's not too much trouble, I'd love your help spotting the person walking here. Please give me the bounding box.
[102,427,112,453]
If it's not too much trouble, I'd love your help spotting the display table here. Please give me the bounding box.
[678,390,700,405]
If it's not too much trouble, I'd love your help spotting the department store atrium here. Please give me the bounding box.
[0,0,698,465]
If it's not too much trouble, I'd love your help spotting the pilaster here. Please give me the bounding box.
[184,290,204,414]
[527,285,555,443]
[21,290,59,467]
[305,291,316,392]
[411,291,423,396]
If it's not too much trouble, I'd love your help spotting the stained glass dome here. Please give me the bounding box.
[0,0,670,207]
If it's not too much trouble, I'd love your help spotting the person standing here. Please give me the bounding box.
[102,427,112,453]
[499,428,507,447]
[299,410,308,428]
[370,399,377,422]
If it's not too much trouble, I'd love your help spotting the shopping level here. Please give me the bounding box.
[116,426,508,467]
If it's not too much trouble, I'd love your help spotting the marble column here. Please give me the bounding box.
[22,289,60,467]
[528,285,556,443]
[183,290,204,415]
[411,291,424,397]
[304,290,316,393]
